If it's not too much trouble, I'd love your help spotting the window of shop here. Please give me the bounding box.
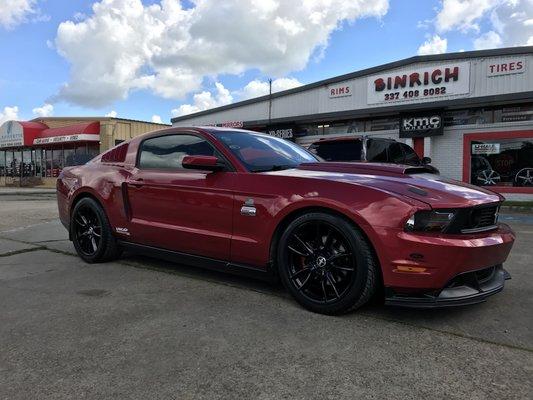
[463,131,533,193]
[0,151,5,176]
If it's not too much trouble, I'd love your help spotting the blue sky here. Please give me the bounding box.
[0,0,531,124]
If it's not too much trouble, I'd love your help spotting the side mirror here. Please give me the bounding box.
[421,156,432,164]
[182,155,225,172]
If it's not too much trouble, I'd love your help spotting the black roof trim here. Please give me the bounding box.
[171,46,533,123]
[238,91,533,128]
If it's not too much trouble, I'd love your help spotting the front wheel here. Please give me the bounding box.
[277,212,378,315]
[71,197,122,263]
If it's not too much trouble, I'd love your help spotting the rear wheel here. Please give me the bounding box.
[277,212,377,315]
[71,197,121,263]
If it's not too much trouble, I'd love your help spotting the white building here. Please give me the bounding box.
[172,47,533,200]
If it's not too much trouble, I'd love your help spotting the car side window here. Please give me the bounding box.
[313,140,362,161]
[388,142,404,163]
[365,139,389,162]
[399,143,421,165]
[138,134,216,170]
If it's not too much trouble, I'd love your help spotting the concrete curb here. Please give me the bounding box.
[501,206,533,213]
[0,189,56,196]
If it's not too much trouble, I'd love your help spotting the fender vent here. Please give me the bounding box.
[101,143,129,163]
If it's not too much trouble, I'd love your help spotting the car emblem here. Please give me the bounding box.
[316,256,327,268]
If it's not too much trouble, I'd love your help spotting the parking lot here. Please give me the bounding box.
[0,192,532,399]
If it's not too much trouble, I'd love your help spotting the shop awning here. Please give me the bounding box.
[0,120,100,148]
[33,122,100,145]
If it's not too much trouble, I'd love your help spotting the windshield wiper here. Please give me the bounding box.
[250,165,294,173]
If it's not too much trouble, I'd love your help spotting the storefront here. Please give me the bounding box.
[0,117,168,187]
[171,46,533,200]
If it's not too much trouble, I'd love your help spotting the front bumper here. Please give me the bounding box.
[385,265,511,308]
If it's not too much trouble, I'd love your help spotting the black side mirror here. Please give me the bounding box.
[421,156,432,164]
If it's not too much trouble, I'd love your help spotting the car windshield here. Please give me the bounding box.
[212,130,318,172]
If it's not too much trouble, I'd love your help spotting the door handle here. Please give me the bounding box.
[129,178,144,188]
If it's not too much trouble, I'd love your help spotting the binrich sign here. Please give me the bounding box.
[399,112,443,138]
[367,62,470,105]
[0,120,24,148]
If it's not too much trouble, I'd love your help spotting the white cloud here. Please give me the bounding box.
[171,82,233,117]
[105,110,117,118]
[435,0,501,33]
[417,35,448,55]
[239,78,303,100]
[0,0,38,29]
[431,0,532,49]
[473,30,503,49]
[32,103,53,117]
[0,106,19,124]
[151,115,163,124]
[171,77,303,117]
[54,0,389,108]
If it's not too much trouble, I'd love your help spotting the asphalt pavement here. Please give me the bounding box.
[0,194,531,399]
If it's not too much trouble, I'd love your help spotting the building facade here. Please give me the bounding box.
[171,47,533,200]
[0,116,169,187]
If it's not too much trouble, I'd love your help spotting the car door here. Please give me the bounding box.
[125,133,235,261]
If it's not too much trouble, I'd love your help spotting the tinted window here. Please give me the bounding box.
[311,140,362,161]
[365,139,389,162]
[388,143,404,163]
[399,143,421,165]
[138,134,215,169]
[212,131,317,172]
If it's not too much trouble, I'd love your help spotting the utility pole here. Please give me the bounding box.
[268,78,272,127]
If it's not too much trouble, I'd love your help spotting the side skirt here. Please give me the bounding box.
[117,240,277,283]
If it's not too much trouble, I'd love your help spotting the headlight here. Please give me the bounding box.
[404,210,456,233]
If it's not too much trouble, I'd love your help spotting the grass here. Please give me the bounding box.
[503,200,533,207]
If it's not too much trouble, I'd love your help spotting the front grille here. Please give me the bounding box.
[469,206,498,230]
[445,203,500,234]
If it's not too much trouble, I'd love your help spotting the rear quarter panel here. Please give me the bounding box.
[57,162,132,234]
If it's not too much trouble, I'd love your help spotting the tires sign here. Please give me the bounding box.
[367,62,470,105]
[472,143,500,155]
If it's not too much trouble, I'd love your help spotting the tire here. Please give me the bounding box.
[277,212,378,315]
[71,197,122,263]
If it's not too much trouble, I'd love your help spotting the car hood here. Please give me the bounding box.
[275,162,503,208]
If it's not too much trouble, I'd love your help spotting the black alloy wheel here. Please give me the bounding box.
[73,205,102,256]
[278,212,378,315]
[71,197,121,263]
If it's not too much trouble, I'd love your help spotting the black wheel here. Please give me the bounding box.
[71,197,121,263]
[277,212,378,315]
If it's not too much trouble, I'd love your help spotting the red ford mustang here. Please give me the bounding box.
[57,127,515,314]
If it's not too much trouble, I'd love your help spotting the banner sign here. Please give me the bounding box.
[367,62,470,105]
[267,127,294,139]
[399,112,444,138]
[34,134,99,145]
[0,121,24,148]
[472,143,500,155]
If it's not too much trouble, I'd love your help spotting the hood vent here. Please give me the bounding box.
[298,162,434,176]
